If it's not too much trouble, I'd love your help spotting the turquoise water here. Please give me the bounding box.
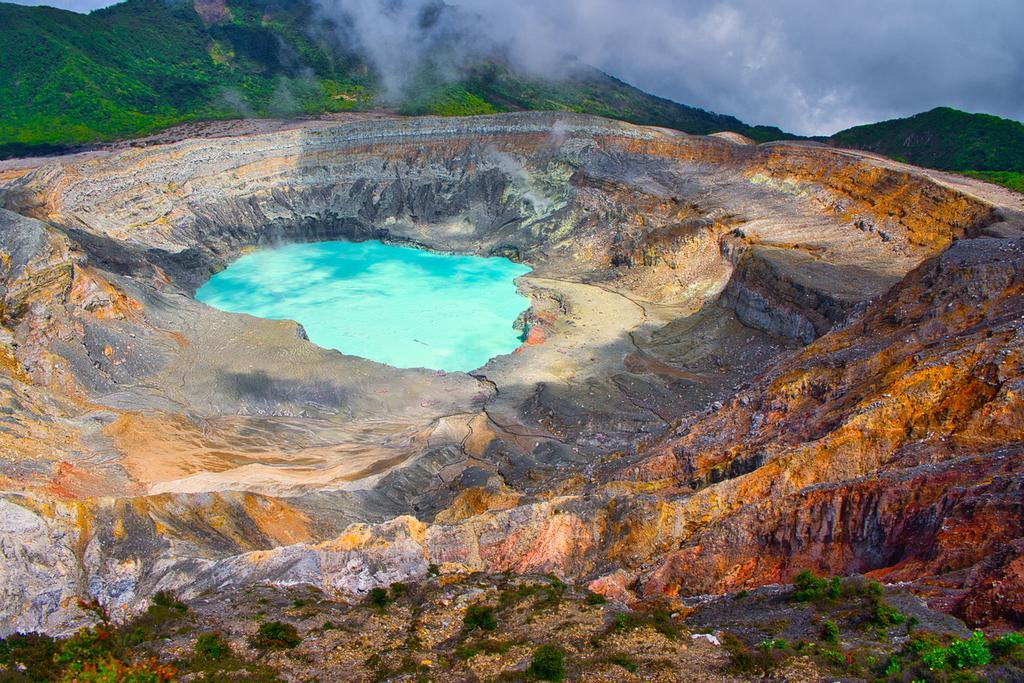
[195,240,532,372]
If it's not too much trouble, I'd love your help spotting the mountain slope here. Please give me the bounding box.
[0,0,791,158]
[403,63,792,142]
[0,0,373,157]
[831,107,1024,193]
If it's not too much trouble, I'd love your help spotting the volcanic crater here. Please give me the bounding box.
[1,112,1022,635]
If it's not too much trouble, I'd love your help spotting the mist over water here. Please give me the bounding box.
[196,240,532,372]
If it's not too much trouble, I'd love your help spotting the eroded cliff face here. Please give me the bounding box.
[0,112,1019,635]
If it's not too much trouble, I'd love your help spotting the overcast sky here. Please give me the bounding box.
[9,0,1024,135]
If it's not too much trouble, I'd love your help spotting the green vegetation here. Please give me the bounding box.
[249,620,301,650]
[400,83,497,117]
[888,629,1015,677]
[821,620,840,644]
[366,586,392,610]
[194,632,231,662]
[722,631,792,676]
[0,0,791,158]
[721,573,1024,683]
[831,107,1024,194]
[454,638,511,660]
[527,644,565,681]
[790,570,842,602]
[496,577,567,612]
[959,170,1024,194]
[4,0,1021,203]
[0,595,187,681]
[0,0,372,157]
[404,62,793,142]
[609,608,680,640]
[0,632,59,681]
[991,631,1024,657]
[463,604,498,632]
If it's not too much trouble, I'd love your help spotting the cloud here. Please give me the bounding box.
[309,0,1024,134]
[309,0,493,100]
[9,0,1024,135]
[7,0,115,10]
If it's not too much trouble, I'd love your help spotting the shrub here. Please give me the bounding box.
[759,638,788,650]
[990,631,1024,657]
[870,598,906,627]
[427,564,440,576]
[527,644,566,681]
[914,630,992,671]
[463,604,497,632]
[645,610,680,640]
[57,626,113,674]
[367,587,391,610]
[945,631,991,669]
[821,620,840,644]
[195,632,231,661]
[249,621,301,650]
[722,632,788,675]
[0,632,59,681]
[612,612,640,632]
[791,570,828,602]
[535,581,567,610]
[389,582,407,599]
[609,609,678,639]
[71,655,176,682]
[921,645,948,671]
[585,591,606,606]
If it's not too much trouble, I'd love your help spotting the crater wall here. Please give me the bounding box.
[0,112,1018,634]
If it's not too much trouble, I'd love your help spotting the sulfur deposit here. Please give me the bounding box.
[0,112,1021,638]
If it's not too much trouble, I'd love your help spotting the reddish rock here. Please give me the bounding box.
[524,325,545,345]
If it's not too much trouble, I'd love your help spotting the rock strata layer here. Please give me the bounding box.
[0,112,1020,634]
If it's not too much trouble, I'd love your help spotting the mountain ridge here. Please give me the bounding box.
[4,0,1022,198]
[831,106,1024,193]
[0,0,793,159]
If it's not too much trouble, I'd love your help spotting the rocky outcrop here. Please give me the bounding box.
[0,112,1019,635]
